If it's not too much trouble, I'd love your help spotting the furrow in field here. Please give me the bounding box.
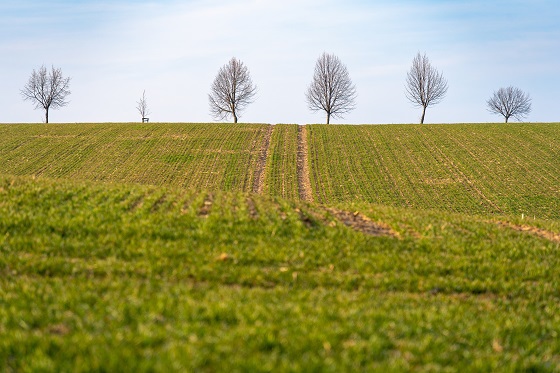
[297,125,313,202]
[198,193,214,217]
[252,125,274,194]
[326,208,399,238]
[493,221,560,243]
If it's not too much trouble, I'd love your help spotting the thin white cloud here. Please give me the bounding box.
[1,0,559,123]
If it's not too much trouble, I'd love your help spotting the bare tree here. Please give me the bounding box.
[306,52,357,124]
[405,52,448,124]
[208,57,257,123]
[136,90,151,122]
[21,65,71,123]
[487,86,531,123]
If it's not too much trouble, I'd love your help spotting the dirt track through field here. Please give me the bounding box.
[297,125,314,202]
[252,125,274,194]
[326,208,399,238]
[494,221,560,243]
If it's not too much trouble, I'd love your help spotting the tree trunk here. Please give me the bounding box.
[505,116,509,123]
[45,108,49,124]
[233,112,238,123]
[326,112,330,124]
[420,106,426,124]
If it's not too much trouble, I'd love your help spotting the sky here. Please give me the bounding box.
[1,0,559,124]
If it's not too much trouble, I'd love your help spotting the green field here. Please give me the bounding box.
[308,123,560,219]
[2,122,559,218]
[263,124,299,200]
[0,123,269,191]
[1,122,560,371]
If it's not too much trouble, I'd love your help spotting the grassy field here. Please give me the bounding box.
[1,122,560,371]
[1,175,560,371]
[308,123,560,219]
[0,123,269,192]
[2,122,558,219]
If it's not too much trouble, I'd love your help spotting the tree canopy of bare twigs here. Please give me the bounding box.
[405,52,448,124]
[487,86,531,123]
[136,90,150,121]
[21,65,71,123]
[208,57,256,123]
[306,52,357,124]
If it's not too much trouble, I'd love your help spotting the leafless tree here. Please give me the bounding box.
[21,65,71,123]
[487,86,531,123]
[306,52,357,124]
[136,90,150,122]
[405,52,448,124]
[208,57,257,123]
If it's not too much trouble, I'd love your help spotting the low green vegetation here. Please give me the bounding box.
[2,123,559,220]
[1,175,560,371]
[308,123,560,219]
[0,123,269,192]
[263,124,299,200]
[1,122,560,371]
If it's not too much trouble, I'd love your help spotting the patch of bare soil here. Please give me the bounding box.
[295,207,315,228]
[252,125,274,194]
[198,193,214,217]
[246,197,259,219]
[494,221,560,243]
[47,323,71,335]
[297,125,314,202]
[327,208,399,238]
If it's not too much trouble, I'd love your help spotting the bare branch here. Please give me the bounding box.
[208,57,257,123]
[405,52,448,124]
[136,90,151,121]
[21,65,71,123]
[486,86,531,123]
[306,52,357,124]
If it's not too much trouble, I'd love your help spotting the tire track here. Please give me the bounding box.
[252,125,274,194]
[492,221,560,243]
[326,208,399,238]
[297,125,314,202]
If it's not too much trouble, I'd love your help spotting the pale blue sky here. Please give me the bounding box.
[1,0,559,123]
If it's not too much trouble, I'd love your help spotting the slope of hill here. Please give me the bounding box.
[1,175,560,371]
[0,123,270,192]
[308,123,560,219]
[1,122,559,219]
[2,122,560,370]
